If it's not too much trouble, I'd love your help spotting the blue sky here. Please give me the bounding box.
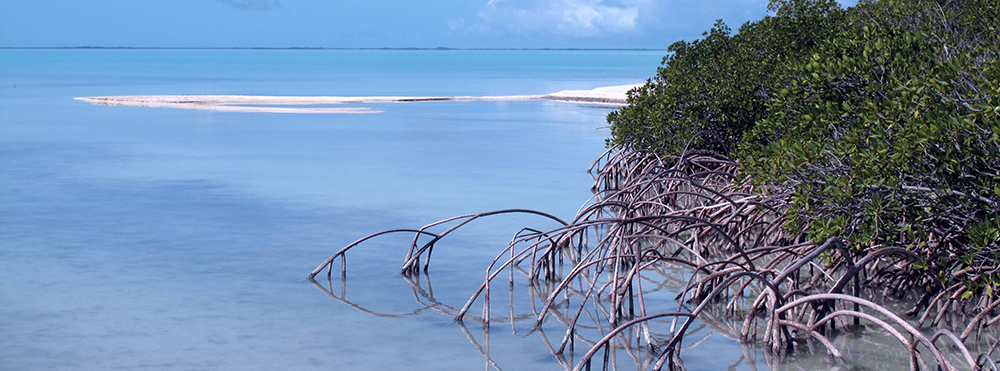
[0,0,855,49]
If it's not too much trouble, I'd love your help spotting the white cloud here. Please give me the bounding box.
[477,0,651,37]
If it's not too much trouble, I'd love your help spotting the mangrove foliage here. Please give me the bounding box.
[610,0,999,305]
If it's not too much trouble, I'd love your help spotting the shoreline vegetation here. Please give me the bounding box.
[310,0,998,370]
[74,84,642,113]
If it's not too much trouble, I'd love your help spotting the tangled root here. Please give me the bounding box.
[310,147,999,370]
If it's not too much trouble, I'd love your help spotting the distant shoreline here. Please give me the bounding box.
[2,46,668,51]
[75,84,642,114]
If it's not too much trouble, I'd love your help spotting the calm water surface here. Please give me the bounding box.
[1,49,782,370]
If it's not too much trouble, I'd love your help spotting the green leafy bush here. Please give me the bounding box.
[739,0,999,284]
[609,0,999,293]
[607,0,845,155]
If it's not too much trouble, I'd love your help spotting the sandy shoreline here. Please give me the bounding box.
[74,84,642,114]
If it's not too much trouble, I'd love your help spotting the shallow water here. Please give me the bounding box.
[1,48,670,370]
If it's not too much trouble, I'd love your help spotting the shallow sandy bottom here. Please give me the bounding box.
[75,84,642,114]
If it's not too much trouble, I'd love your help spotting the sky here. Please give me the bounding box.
[0,0,856,49]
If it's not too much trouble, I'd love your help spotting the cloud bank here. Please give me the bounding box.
[476,0,652,37]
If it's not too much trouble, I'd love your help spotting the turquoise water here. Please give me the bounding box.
[0,49,771,370]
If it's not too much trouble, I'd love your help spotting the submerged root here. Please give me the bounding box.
[310,147,999,370]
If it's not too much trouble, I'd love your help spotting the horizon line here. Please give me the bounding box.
[0,46,669,51]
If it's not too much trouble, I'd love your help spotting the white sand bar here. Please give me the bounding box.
[75,84,642,114]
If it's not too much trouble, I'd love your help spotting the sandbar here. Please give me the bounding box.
[74,84,642,114]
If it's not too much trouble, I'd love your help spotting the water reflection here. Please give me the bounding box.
[310,272,455,318]
[310,256,772,370]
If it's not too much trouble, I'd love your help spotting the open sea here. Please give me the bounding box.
[0,49,871,370]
